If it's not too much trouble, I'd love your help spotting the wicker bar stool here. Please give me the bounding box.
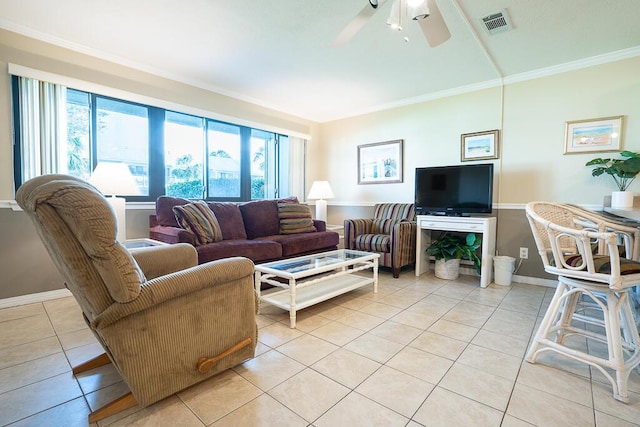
[525,201,640,402]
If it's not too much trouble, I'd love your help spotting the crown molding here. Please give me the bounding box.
[3,19,639,124]
[503,46,640,86]
[0,19,264,107]
[332,47,640,122]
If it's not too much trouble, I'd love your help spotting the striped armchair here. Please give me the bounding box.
[344,203,416,278]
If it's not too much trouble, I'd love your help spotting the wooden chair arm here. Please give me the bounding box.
[197,337,253,373]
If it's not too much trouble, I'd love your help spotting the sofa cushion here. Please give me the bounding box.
[239,197,298,240]
[207,202,247,240]
[277,196,299,204]
[239,200,279,239]
[173,201,223,246]
[278,203,316,234]
[195,239,282,264]
[259,231,340,257]
[156,196,189,227]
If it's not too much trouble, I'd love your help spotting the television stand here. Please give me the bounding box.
[424,212,470,217]
[415,215,497,288]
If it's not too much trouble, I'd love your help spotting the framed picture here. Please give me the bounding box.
[461,130,499,162]
[357,140,403,184]
[564,115,624,154]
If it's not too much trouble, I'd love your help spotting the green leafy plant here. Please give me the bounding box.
[585,151,640,191]
[426,232,482,274]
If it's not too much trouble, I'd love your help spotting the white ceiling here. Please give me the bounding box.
[1,0,639,122]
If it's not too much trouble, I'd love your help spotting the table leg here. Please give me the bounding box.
[254,270,262,314]
[289,278,297,328]
[373,257,379,293]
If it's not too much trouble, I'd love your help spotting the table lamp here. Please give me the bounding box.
[307,180,334,222]
[89,162,139,242]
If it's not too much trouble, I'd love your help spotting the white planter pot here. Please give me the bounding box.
[434,259,460,280]
[611,191,634,209]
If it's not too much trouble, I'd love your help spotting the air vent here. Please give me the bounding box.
[481,9,513,35]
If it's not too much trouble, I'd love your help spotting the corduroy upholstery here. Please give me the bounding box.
[344,203,416,278]
[16,174,257,420]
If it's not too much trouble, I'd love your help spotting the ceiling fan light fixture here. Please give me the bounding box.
[369,0,379,8]
[387,19,402,30]
[386,0,403,30]
[411,2,430,20]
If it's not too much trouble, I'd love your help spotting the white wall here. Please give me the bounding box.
[501,59,640,204]
[315,57,640,206]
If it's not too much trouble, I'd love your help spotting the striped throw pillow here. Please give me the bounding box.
[172,201,223,246]
[278,203,316,234]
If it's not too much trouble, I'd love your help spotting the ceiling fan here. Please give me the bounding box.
[332,0,451,48]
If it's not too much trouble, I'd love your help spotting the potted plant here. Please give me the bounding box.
[426,232,482,280]
[586,151,640,208]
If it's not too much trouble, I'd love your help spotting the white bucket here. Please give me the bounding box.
[493,256,516,286]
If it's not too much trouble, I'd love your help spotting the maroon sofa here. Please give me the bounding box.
[150,196,340,265]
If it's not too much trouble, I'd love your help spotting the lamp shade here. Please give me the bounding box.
[307,181,334,200]
[89,162,139,243]
[89,162,139,196]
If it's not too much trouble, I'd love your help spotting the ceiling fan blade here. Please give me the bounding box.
[332,0,387,47]
[417,0,451,47]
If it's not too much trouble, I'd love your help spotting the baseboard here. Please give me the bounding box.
[511,274,557,288]
[440,265,557,288]
[0,289,72,309]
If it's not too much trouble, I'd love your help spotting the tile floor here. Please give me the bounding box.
[1,271,639,426]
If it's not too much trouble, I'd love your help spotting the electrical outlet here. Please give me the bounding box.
[519,247,529,259]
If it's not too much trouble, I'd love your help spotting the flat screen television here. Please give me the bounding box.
[415,163,494,216]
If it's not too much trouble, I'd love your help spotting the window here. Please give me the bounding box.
[251,129,275,200]
[207,121,241,198]
[66,89,91,180]
[95,97,149,195]
[165,111,204,199]
[12,75,301,202]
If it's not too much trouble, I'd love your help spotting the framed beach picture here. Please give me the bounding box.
[357,140,403,184]
[461,130,499,161]
[564,116,624,154]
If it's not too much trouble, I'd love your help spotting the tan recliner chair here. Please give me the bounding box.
[16,175,257,423]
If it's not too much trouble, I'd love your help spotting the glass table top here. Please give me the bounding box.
[256,249,376,275]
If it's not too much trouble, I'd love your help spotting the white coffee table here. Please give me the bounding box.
[123,238,168,249]
[255,249,379,328]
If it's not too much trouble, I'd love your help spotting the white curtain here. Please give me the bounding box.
[18,77,67,181]
[289,136,307,201]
